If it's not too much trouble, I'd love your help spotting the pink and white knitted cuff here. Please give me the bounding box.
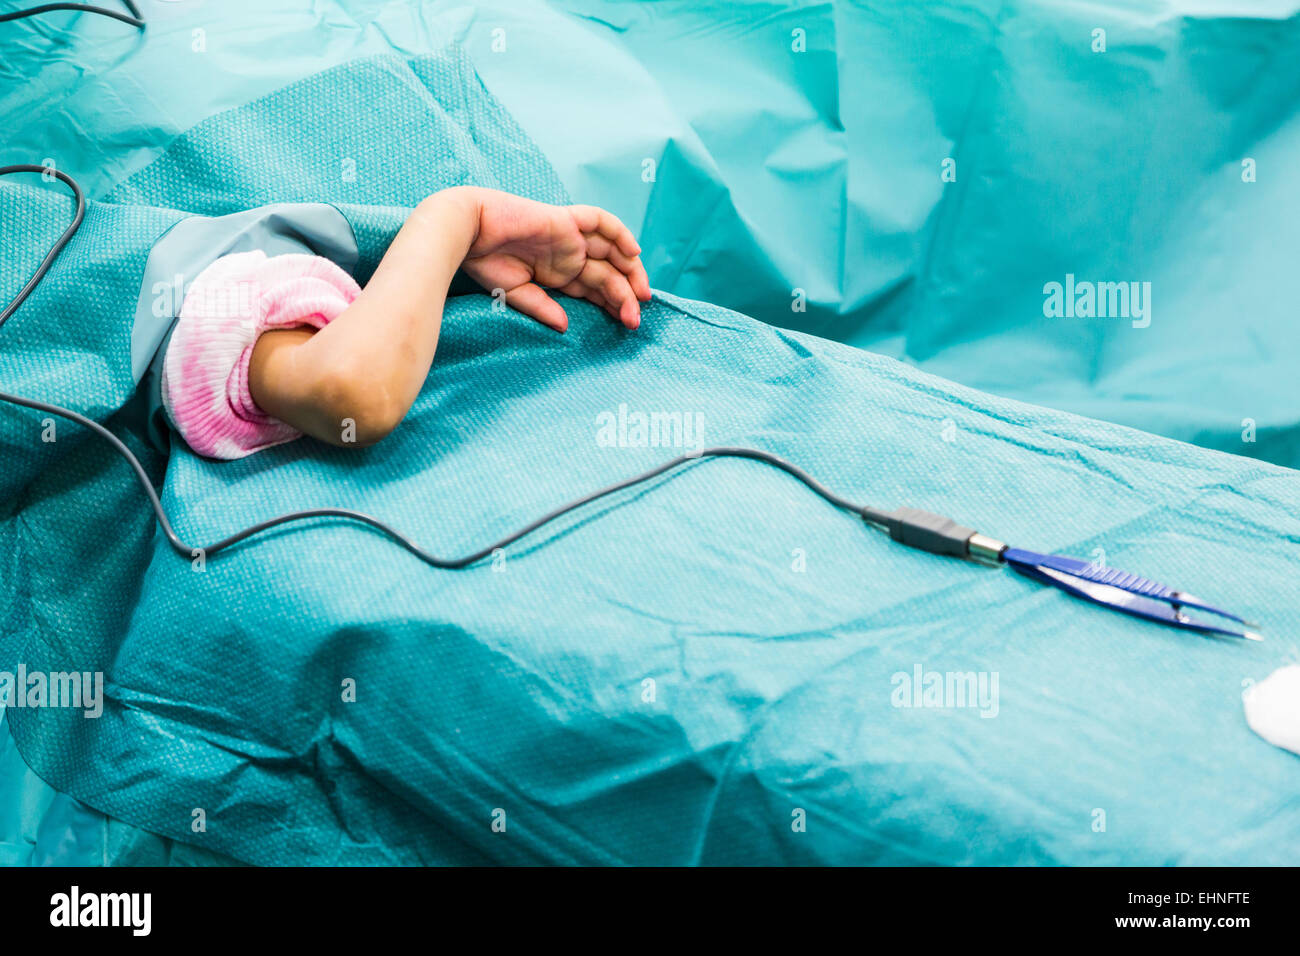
[161,251,361,459]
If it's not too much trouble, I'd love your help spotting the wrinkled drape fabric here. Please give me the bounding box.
[2,48,1297,866]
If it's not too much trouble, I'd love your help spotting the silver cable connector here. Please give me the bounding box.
[966,533,1007,565]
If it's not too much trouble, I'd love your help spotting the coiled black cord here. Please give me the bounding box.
[0,165,84,327]
[0,1,144,28]
[0,165,887,566]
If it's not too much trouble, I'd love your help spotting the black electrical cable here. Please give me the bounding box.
[0,1,144,27]
[0,165,84,327]
[0,164,891,567]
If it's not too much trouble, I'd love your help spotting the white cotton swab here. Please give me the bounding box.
[1244,665,1300,757]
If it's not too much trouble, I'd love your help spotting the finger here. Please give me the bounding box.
[582,231,652,301]
[628,256,651,301]
[581,231,618,262]
[561,277,609,313]
[570,205,641,258]
[583,234,638,276]
[505,282,568,333]
[465,252,532,291]
[580,259,640,329]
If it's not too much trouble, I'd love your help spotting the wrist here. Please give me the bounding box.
[416,186,483,250]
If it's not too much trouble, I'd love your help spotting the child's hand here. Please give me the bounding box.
[455,187,652,332]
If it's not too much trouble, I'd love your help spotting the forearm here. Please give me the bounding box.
[249,187,482,446]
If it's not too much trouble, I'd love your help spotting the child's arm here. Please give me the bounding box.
[247,187,651,447]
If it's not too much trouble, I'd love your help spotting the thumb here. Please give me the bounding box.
[505,282,569,333]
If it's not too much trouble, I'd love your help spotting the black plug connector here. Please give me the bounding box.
[882,507,976,557]
[878,507,1007,563]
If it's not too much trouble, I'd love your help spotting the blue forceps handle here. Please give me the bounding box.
[1001,548,1259,640]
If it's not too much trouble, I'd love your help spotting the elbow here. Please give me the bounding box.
[312,363,407,448]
